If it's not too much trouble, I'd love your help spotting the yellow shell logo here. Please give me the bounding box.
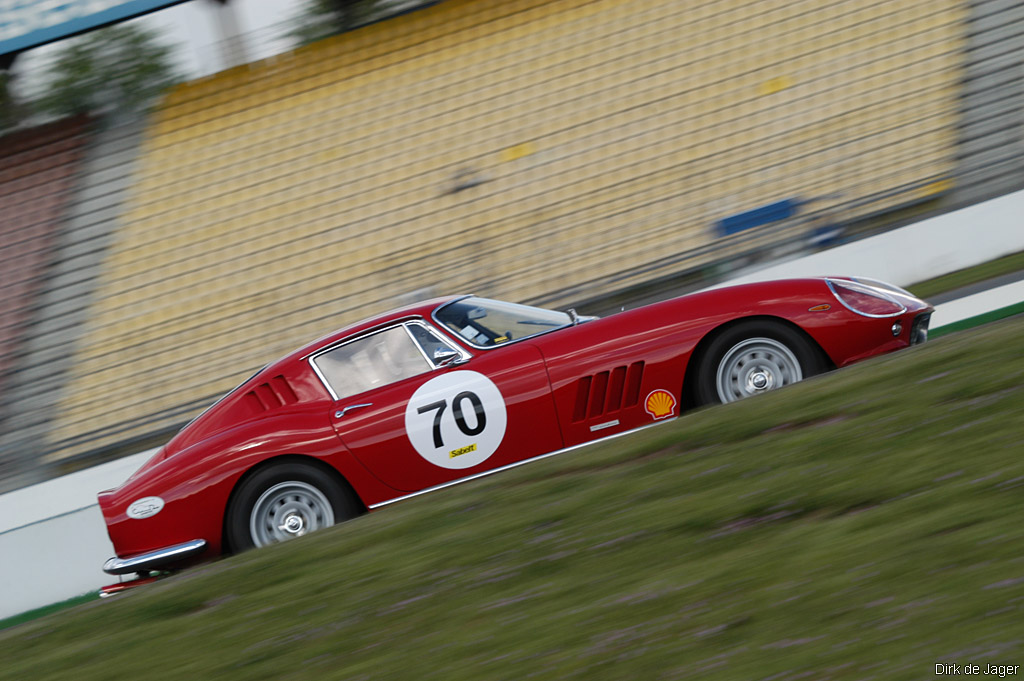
[644,389,676,420]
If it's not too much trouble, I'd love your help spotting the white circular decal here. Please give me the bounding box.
[405,370,507,469]
[127,496,165,519]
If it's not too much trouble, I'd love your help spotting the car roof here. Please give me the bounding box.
[283,294,467,364]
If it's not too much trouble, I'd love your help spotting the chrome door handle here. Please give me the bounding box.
[335,403,372,419]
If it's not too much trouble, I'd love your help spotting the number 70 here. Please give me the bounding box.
[415,391,486,448]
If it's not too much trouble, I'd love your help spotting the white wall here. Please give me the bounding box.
[0,451,151,620]
[931,280,1024,328]
[1,507,115,618]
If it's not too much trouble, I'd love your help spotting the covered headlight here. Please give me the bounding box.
[826,278,907,318]
[848,276,915,298]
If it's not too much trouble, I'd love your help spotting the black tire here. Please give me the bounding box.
[694,320,825,406]
[225,462,361,553]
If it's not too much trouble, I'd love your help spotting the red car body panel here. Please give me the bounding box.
[332,342,563,492]
[98,278,931,569]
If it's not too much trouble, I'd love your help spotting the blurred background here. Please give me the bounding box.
[0,0,1019,492]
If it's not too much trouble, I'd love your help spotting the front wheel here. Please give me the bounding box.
[225,462,361,552]
[695,320,825,405]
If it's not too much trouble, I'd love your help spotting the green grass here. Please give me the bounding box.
[909,249,1024,300]
[0,593,96,633]
[3,318,1024,681]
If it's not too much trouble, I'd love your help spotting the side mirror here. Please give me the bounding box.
[433,347,466,367]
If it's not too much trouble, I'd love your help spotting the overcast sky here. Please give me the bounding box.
[15,0,305,95]
[157,0,303,76]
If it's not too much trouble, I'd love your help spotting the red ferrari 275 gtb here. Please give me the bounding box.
[99,277,931,579]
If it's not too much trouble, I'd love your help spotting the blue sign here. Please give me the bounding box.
[1,0,188,59]
[717,198,802,237]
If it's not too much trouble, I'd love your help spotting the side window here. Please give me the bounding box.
[313,326,432,400]
[406,323,459,365]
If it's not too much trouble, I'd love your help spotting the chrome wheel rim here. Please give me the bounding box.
[715,337,802,403]
[250,481,334,547]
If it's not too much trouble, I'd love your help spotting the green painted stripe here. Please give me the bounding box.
[930,301,1024,338]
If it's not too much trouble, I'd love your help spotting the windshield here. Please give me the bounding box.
[434,297,571,348]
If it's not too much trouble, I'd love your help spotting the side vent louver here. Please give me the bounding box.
[571,361,644,422]
[244,375,298,414]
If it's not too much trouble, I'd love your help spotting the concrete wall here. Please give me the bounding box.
[932,280,1024,327]
[0,451,150,619]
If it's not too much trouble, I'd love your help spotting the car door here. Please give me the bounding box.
[527,315,690,448]
[312,320,563,492]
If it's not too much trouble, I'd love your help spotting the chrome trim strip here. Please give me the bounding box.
[589,419,620,432]
[368,419,674,509]
[406,319,472,365]
[302,317,421,360]
[403,322,433,365]
[102,538,207,575]
[825,278,907,319]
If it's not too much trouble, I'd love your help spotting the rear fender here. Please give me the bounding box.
[100,412,399,560]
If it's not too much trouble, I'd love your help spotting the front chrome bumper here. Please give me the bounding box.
[911,312,931,345]
[103,539,207,575]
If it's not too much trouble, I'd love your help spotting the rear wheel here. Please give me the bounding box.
[226,462,360,552]
[695,320,824,405]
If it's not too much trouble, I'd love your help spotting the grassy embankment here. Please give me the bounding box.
[2,314,1023,680]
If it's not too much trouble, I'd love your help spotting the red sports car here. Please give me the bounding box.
[99,277,930,581]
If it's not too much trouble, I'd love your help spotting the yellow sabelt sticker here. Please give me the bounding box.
[449,443,477,459]
[644,389,677,421]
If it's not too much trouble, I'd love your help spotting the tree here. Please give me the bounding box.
[36,24,180,119]
[0,71,25,131]
[287,0,430,47]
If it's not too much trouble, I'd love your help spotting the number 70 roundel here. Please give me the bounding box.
[404,371,508,469]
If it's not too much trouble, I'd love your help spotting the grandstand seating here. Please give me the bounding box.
[44,0,966,463]
[0,116,90,401]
